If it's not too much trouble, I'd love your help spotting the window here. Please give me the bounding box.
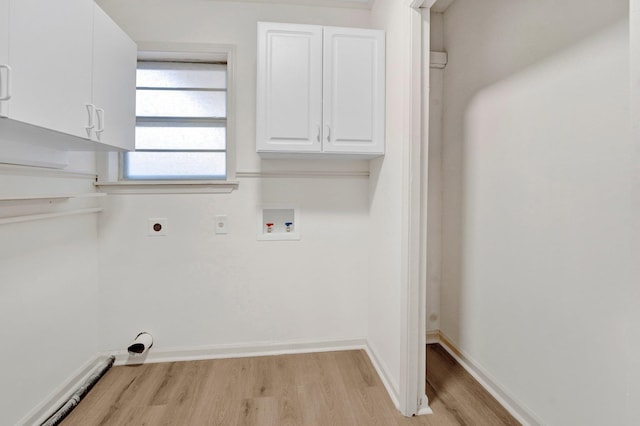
[123,60,228,180]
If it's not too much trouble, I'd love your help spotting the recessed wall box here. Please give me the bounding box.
[257,206,299,241]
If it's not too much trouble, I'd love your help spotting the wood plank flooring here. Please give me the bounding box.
[424,344,520,426]
[61,344,519,425]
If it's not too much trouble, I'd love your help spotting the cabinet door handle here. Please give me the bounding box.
[325,125,331,142]
[85,104,95,137]
[0,64,12,101]
[95,107,105,135]
[316,125,321,142]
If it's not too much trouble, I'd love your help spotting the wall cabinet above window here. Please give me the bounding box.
[256,22,385,159]
[0,0,136,152]
[91,5,137,150]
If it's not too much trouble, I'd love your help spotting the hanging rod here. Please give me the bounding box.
[0,193,106,202]
[0,208,102,226]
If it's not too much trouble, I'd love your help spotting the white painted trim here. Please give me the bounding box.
[109,338,369,366]
[418,0,437,8]
[21,340,402,424]
[407,0,428,9]
[364,343,400,409]
[417,404,434,415]
[94,181,238,194]
[399,0,427,417]
[225,45,238,183]
[426,329,440,344]
[427,331,543,426]
[17,355,110,426]
[108,338,411,420]
[108,337,408,418]
[430,51,448,69]
[418,7,432,417]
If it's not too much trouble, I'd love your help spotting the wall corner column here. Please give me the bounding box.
[399,0,432,417]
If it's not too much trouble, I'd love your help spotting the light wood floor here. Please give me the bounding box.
[61,344,519,425]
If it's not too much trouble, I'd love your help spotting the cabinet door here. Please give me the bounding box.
[0,0,9,118]
[256,22,323,153]
[92,5,136,150]
[322,27,385,155]
[8,0,93,138]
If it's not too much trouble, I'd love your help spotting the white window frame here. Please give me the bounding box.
[96,42,237,194]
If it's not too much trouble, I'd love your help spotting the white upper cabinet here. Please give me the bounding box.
[91,6,137,150]
[256,22,385,158]
[256,22,323,153]
[0,1,136,151]
[6,0,93,138]
[322,27,385,155]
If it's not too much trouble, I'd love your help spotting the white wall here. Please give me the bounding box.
[430,11,444,51]
[626,2,640,424]
[367,0,412,400]
[98,177,370,350]
[96,0,373,353]
[0,155,100,425]
[440,0,637,424]
[0,0,422,422]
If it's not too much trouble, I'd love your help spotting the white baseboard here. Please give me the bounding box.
[18,354,110,426]
[426,330,440,344]
[364,343,400,410]
[417,404,434,416]
[109,337,404,419]
[22,339,407,424]
[26,336,526,425]
[109,337,369,366]
[427,330,541,426]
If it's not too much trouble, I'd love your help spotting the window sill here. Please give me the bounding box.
[94,180,239,194]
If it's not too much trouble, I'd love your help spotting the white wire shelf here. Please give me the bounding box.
[0,193,106,201]
[0,208,102,225]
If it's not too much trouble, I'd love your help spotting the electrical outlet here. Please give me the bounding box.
[148,218,168,236]
[215,215,228,234]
